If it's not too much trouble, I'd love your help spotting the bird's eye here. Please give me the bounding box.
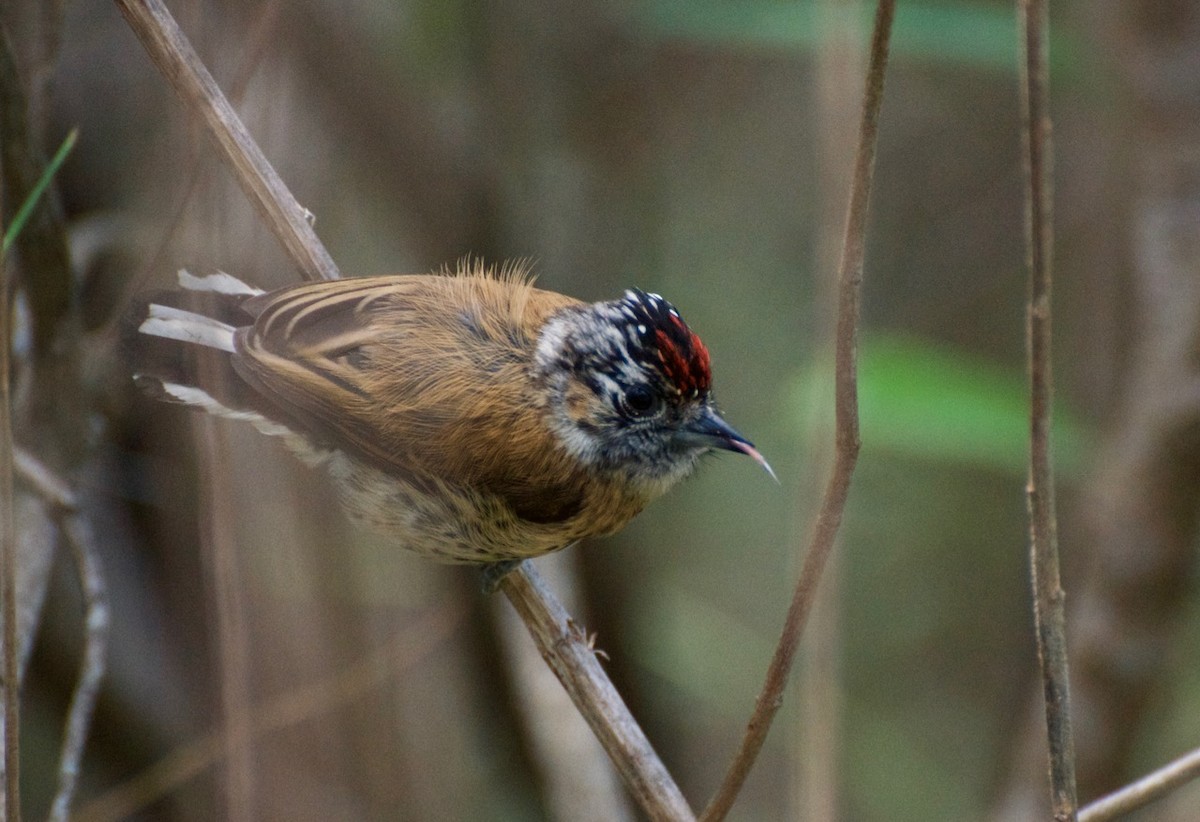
[621,385,659,417]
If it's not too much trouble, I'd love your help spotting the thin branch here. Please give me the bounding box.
[1078,746,1200,822]
[499,564,693,822]
[114,1,692,815]
[195,422,256,821]
[12,448,110,822]
[495,553,634,822]
[699,3,894,819]
[50,511,109,822]
[112,0,340,283]
[1018,0,1078,819]
[0,177,21,822]
[13,448,110,822]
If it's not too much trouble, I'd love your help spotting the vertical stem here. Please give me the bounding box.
[197,422,255,821]
[1018,0,1078,819]
[792,2,863,818]
[0,195,20,822]
[699,3,894,819]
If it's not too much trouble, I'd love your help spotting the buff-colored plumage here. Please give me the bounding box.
[128,260,767,564]
[160,263,641,561]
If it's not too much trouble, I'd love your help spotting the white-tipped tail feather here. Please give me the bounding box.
[176,269,264,296]
[153,382,294,439]
[139,303,238,352]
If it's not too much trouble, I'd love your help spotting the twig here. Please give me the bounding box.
[74,602,463,822]
[0,180,21,822]
[112,0,340,283]
[699,3,894,820]
[495,553,633,822]
[50,512,110,822]
[499,563,693,822]
[113,0,692,814]
[195,422,255,821]
[0,343,14,822]
[1018,1,1078,819]
[1078,745,1200,822]
[792,2,865,817]
[124,0,283,298]
[12,447,111,822]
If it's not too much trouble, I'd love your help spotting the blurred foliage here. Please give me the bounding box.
[794,333,1092,477]
[633,1,1081,74]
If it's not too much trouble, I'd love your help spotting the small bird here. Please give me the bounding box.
[125,260,771,574]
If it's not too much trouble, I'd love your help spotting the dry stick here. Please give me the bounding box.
[1018,1,1078,820]
[112,0,692,816]
[0,200,20,822]
[12,448,111,822]
[500,564,693,822]
[1078,746,1200,822]
[698,4,894,820]
[113,0,340,283]
[123,0,284,299]
[47,515,106,822]
[497,554,634,822]
[195,423,256,821]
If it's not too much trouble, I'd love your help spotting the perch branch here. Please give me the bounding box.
[113,0,340,282]
[500,564,693,821]
[700,3,894,819]
[114,2,693,817]
[1018,0,1078,818]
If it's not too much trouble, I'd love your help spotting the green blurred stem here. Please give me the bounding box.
[1,129,77,257]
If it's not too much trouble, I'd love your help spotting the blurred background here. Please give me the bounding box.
[4,0,1200,819]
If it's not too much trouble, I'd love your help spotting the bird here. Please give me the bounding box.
[124,259,772,579]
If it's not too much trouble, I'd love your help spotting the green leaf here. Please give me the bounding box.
[2,128,78,257]
[791,334,1091,477]
[631,1,1080,74]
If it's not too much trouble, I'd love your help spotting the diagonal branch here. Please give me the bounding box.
[1018,0,1078,819]
[113,0,340,283]
[1077,745,1200,822]
[113,2,693,819]
[500,564,693,821]
[699,3,895,819]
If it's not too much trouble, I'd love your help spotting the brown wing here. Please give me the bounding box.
[231,270,588,523]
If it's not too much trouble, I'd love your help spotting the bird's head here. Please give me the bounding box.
[534,289,773,497]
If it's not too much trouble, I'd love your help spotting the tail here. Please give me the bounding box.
[123,271,292,437]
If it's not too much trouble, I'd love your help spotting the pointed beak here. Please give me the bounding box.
[679,408,778,483]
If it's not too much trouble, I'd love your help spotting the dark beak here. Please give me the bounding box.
[680,407,777,482]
